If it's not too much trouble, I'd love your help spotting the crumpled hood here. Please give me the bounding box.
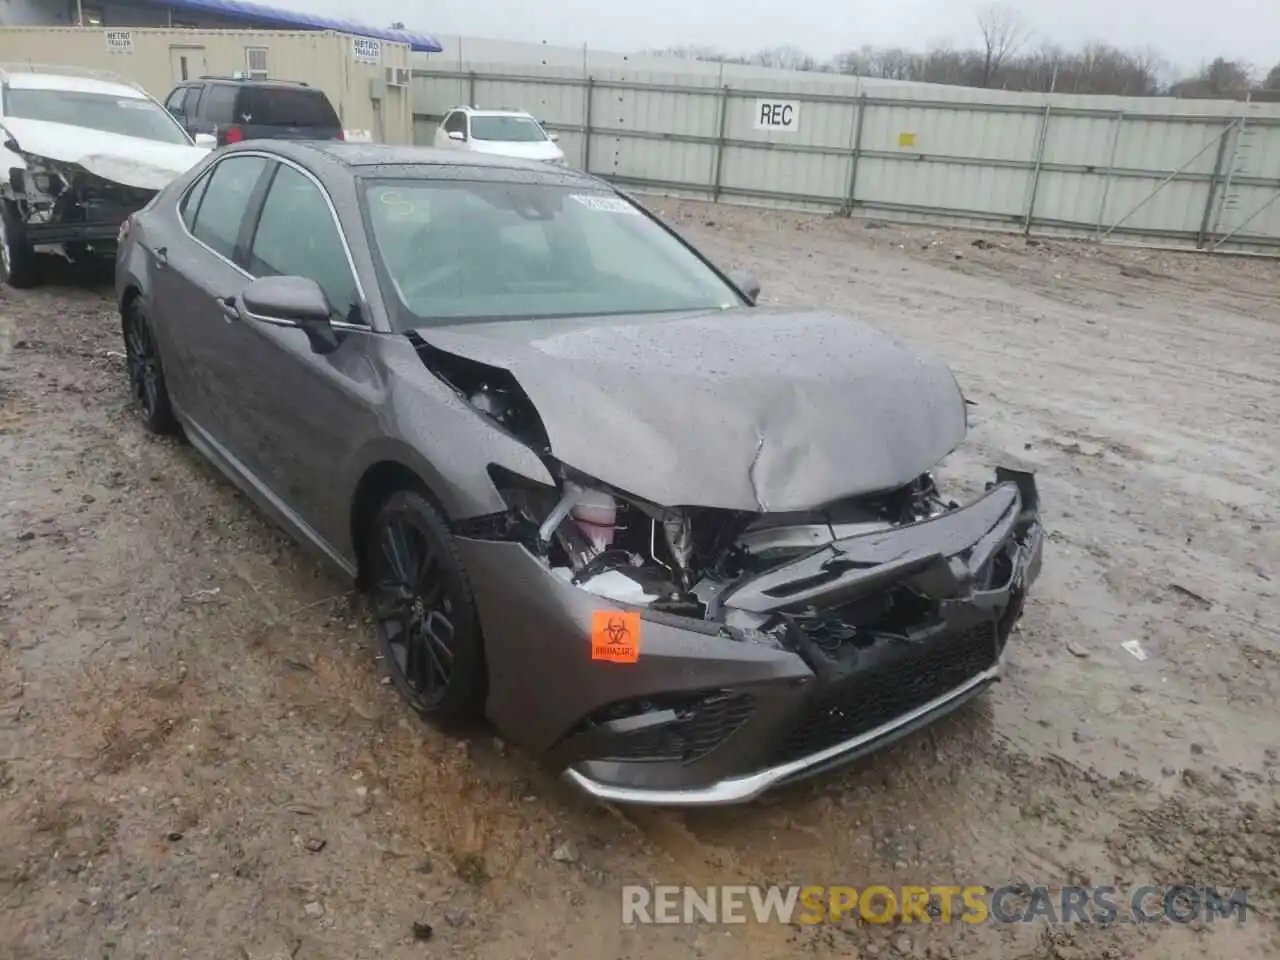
[415,307,967,511]
[0,117,207,191]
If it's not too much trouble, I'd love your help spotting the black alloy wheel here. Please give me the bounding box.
[122,300,178,435]
[367,490,484,722]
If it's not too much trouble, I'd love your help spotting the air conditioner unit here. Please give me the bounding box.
[384,66,409,88]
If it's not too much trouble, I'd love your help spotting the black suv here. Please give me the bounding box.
[163,78,343,147]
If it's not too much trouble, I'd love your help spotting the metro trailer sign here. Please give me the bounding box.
[753,99,800,132]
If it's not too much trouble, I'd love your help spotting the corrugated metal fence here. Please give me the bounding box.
[412,62,1280,254]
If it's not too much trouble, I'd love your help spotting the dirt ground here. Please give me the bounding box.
[1,205,1277,960]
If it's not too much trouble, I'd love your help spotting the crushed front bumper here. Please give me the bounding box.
[458,468,1043,807]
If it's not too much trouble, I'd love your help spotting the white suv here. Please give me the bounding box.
[0,63,212,287]
[433,106,566,165]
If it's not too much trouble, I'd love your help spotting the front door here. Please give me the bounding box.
[152,153,271,448]
[168,45,206,84]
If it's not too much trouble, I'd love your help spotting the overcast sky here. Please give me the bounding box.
[299,0,1276,74]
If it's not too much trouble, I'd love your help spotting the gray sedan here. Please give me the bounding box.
[115,141,1044,806]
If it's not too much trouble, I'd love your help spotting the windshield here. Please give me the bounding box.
[469,116,547,142]
[4,89,191,144]
[363,179,742,326]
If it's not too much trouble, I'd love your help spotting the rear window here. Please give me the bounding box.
[233,87,340,128]
[203,85,238,124]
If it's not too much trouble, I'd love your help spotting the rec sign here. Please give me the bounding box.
[753,99,800,133]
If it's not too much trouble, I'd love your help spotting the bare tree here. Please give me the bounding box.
[752,45,825,72]
[976,2,1027,86]
[1169,57,1253,98]
[647,45,743,63]
[1263,62,1280,90]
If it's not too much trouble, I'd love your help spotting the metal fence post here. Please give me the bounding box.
[712,85,730,202]
[842,93,867,216]
[1095,111,1124,239]
[1210,99,1249,245]
[1023,104,1051,235]
[1196,120,1234,249]
[467,71,477,108]
[1100,125,1231,242]
[582,76,594,173]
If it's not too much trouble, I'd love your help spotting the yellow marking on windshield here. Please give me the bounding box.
[376,189,416,217]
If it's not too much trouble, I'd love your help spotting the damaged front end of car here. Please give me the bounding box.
[0,121,192,270]
[5,150,156,259]
[412,331,1044,806]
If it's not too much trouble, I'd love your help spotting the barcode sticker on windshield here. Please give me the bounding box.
[569,194,639,214]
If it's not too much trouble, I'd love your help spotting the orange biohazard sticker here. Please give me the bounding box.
[590,610,641,664]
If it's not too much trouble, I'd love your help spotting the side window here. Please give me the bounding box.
[443,111,467,138]
[188,155,268,260]
[179,168,211,231]
[164,87,187,115]
[248,164,360,324]
[203,85,237,124]
[181,85,203,119]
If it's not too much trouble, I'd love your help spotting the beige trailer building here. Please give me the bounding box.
[0,26,415,143]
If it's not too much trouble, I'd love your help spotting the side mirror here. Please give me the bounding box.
[548,132,560,143]
[240,275,339,354]
[447,130,466,142]
[193,132,216,149]
[731,271,761,305]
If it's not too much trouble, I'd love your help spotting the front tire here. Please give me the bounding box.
[122,299,179,435]
[365,490,485,723]
[0,199,40,288]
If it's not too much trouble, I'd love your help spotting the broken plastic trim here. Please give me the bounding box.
[1,136,158,249]
[409,334,551,455]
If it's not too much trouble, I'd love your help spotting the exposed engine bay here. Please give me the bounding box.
[5,153,155,257]
[499,463,954,627]
[418,337,1024,656]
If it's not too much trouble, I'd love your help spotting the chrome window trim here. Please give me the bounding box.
[238,306,370,334]
[175,149,383,332]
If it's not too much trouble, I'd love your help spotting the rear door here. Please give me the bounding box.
[163,85,188,125]
[178,85,203,136]
[235,86,343,142]
[152,153,272,449]
[213,160,377,546]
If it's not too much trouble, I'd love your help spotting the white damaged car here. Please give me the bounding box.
[0,64,213,287]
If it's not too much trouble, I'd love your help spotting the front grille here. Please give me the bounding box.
[771,626,997,764]
[596,692,755,764]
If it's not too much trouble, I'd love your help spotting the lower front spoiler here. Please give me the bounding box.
[563,657,1002,807]
[27,221,120,245]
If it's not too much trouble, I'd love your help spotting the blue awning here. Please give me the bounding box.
[154,0,442,52]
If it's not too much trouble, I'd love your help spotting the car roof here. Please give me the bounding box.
[449,106,536,119]
[4,73,148,98]
[198,78,313,90]
[248,141,601,184]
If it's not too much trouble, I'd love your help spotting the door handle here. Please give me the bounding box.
[154,245,168,269]
[218,296,239,322]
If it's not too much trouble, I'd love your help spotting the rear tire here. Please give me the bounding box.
[122,299,179,435]
[0,199,40,289]
[365,490,485,724]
